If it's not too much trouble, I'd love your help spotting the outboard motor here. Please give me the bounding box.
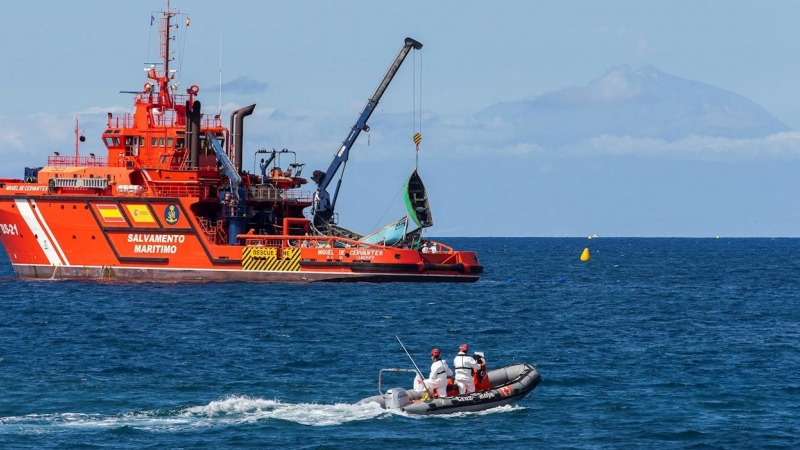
[383,388,410,410]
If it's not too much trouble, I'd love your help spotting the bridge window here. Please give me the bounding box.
[104,137,121,147]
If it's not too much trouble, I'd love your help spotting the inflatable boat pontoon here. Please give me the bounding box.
[359,363,541,415]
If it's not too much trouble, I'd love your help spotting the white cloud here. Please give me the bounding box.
[77,105,128,115]
[4,107,800,179]
[587,131,800,160]
[0,121,25,149]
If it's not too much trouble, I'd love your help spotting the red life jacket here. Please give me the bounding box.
[473,361,490,392]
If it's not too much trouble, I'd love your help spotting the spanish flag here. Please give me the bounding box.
[97,204,125,223]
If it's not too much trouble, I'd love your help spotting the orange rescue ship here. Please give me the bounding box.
[0,3,482,283]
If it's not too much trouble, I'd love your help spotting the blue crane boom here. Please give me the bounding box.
[207,132,242,199]
[311,37,423,227]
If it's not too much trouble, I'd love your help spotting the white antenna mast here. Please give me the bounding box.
[218,28,223,117]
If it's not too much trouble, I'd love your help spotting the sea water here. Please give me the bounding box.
[0,238,798,448]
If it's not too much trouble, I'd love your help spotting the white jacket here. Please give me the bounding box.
[453,352,480,381]
[428,358,453,387]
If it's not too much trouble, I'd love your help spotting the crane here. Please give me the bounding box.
[311,37,423,229]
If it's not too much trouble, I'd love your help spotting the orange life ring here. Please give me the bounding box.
[143,82,153,92]
[189,84,200,95]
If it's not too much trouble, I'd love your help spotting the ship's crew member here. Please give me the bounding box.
[473,352,490,392]
[421,242,430,254]
[453,344,481,394]
[265,205,280,235]
[259,158,268,184]
[424,348,453,398]
[429,242,438,253]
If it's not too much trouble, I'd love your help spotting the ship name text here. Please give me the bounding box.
[134,244,178,254]
[3,185,49,192]
[127,233,186,254]
[316,248,384,259]
[127,233,186,244]
[0,223,20,235]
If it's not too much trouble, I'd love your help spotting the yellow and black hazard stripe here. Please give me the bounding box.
[241,247,301,272]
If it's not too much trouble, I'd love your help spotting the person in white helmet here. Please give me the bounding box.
[453,343,481,394]
[423,347,453,398]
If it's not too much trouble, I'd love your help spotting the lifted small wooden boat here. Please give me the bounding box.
[359,363,541,415]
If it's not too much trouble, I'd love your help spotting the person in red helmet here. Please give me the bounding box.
[453,343,481,394]
[423,347,453,398]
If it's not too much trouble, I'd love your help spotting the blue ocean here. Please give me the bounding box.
[1,238,798,448]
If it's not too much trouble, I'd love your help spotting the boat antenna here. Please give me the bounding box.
[218,28,223,118]
[395,335,433,399]
[74,117,80,159]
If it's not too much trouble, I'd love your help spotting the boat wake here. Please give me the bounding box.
[0,395,525,433]
[0,396,383,432]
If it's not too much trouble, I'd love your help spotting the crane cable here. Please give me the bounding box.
[412,48,423,243]
[413,48,422,169]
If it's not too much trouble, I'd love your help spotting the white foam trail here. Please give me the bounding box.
[0,395,388,432]
[0,395,524,433]
[179,395,388,426]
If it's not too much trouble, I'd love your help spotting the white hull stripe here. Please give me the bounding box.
[14,199,65,266]
[29,199,70,265]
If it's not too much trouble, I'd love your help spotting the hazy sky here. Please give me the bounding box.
[2,0,800,237]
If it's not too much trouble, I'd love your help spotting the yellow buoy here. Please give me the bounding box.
[580,247,590,261]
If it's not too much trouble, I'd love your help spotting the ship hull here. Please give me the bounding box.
[0,195,482,283]
[8,264,479,283]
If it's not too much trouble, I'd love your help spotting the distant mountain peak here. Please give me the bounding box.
[632,64,664,77]
[588,64,642,103]
[477,65,790,146]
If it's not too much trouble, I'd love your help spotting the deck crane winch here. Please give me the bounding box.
[310,37,423,229]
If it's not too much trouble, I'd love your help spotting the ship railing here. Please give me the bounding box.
[109,101,224,129]
[47,155,108,167]
[248,185,312,203]
[198,217,226,245]
[138,164,219,173]
[426,239,454,254]
[240,234,392,252]
[151,185,207,198]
